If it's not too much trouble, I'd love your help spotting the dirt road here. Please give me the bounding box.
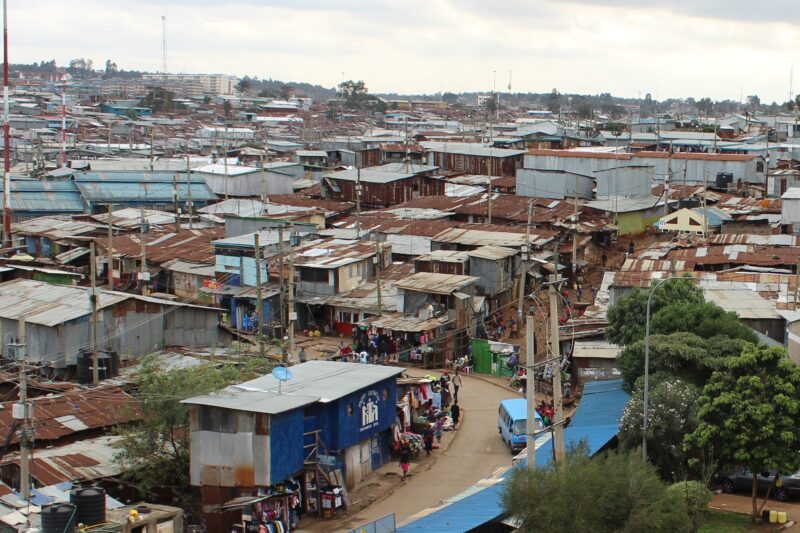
[323,371,521,531]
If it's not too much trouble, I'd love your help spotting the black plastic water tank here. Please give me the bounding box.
[70,486,106,526]
[76,349,116,383]
[41,503,76,533]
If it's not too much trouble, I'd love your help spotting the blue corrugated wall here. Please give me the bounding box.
[269,410,305,485]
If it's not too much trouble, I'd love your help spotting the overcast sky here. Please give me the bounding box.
[11,0,800,102]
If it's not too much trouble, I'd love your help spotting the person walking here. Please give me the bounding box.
[423,425,434,456]
[450,401,461,429]
[452,370,462,403]
[399,447,411,483]
[435,417,444,444]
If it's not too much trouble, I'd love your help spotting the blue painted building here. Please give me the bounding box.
[183,361,404,527]
[99,103,153,117]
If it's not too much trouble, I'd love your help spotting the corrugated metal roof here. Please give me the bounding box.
[359,313,452,333]
[0,386,140,445]
[0,180,85,213]
[161,258,216,277]
[293,240,376,269]
[324,164,437,184]
[183,361,405,415]
[414,250,470,263]
[699,280,781,319]
[421,142,526,158]
[432,227,553,248]
[194,164,261,176]
[395,272,479,294]
[467,245,518,260]
[0,279,220,327]
[1,435,125,485]
[13,217,101,239]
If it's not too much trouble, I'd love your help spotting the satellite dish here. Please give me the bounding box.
[273,366,293,382]
[273,366,293,394]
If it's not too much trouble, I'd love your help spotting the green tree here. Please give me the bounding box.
[125,108,137,120]
[139,87,176,113]
[503,448,691,532]
[223,100,233,118]
[441,92,458,104]
[236,76,252,93]
[605,278,703,346]
[114,354,274,510]
[547,88,561,114]
[617,332,748,392]
[686,345,800,519]
[619,379,699,479]
[650,302,757,344]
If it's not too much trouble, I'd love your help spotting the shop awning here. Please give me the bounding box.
[217,495,272,511]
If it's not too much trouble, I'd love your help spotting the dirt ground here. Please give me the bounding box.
[711,493,800,530]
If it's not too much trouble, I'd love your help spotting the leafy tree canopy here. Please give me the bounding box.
[503,447,691,533]
[619,379,699,480]
[606,278,703,346]
[617,332,749,392]
[685,345,800,518]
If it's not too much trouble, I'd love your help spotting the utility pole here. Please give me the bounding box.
[2,0,11,247]
[13,319,29,500]
[106,203,114,288]
[89,241,99,385]
[702,170,708,239]
[548,274,565,462]
[223,123,229,199]
[186,154,193,229]
[140,207,148,296]
[518,200,532,315]
[254,234,265,358]
[525,315,536,471]
[795,259,800,311]
[278,226,286,337]
[355,166,362,239]
[572,175,579,274]
[287,248,295,363]
[60,76,67,167]
[665,141,673,216]
[173,173,181,233]
[487,179,493,224]
[375,241,383,316]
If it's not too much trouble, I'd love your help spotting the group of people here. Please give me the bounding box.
[399,370,463,483]
[484,314,519,341]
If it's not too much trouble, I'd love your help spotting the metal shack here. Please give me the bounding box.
[0,279,229,369]
[183,361,404,531]
[321,163,443,207]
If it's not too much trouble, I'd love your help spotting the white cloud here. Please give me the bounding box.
[8,0,800,102]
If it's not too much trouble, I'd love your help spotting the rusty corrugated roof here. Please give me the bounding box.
[0,386,141,445]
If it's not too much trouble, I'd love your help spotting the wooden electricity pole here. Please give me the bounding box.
[548,274,565,462]
[254,233,265,358]
[375,241,383,316]
[90,241,99,385]
[525,316,536,471]
[106,203,114,288]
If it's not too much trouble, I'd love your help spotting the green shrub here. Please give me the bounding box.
[667,481,712,532]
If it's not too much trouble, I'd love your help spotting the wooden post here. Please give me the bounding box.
[106,203,114,288]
